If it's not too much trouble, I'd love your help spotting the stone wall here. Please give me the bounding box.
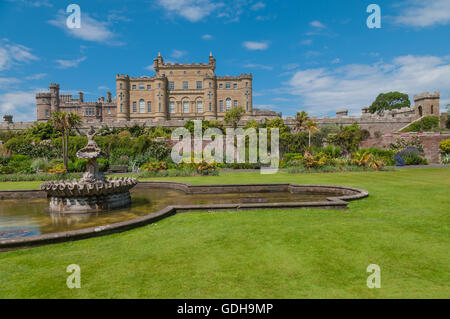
[360,132,449,163]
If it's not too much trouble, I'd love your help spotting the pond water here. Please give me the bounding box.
[0,189,329,239]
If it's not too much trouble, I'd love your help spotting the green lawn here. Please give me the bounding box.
[0,168,449,298]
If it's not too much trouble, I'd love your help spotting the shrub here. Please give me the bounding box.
[31,158,50,172]
[439,139,450,154]
[97,158,109,172]
[359,147,395,166]
[351,151,385,170]
[68,158,87,172]
[0,173,82,182]
[402,116,439,132]
[48,163,67,174]
[312,145,341,158]
[302,152,328,168]
[390,137,424,154]
[141,161,168,172]
[441,154,450,164]
[394,147,428,166]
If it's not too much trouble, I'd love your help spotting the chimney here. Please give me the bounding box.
[79,91,84,102]
[107,92,112,103]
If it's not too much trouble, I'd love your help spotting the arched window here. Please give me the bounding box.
[139,99,145,113]
[226,98,232,111]
[197,101,203,113]
[183,101,189,113]
[431,105,434,114]
[169,102,175,113]
[418,105,423,117]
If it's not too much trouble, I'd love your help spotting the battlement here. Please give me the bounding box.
[217,74,253,80]
[414,91,440,101]
[36,92,51,98]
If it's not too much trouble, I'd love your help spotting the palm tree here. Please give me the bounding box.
[305,119,319,148]
[50,111,82,170]
[294,111,309,133]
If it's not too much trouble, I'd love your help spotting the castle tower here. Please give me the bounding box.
[49,83,60,112]
[154,75,168,121]
[153,52,164,75]
[116,75,130,120]
[414,92,440,119]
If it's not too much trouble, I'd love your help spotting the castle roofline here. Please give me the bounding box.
[414,91,440,101]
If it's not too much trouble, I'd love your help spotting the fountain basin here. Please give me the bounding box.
[0,181,369,251]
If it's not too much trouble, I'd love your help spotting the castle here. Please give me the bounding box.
[35,53,274,123]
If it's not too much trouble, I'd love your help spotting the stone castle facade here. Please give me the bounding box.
[36,53,263,123]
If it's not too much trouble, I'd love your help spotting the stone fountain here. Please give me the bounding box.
[41,129,137,213]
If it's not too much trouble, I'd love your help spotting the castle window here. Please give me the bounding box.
[209,102,212,111]
[233,83,237,89]
[45,109,50,117]
[197,71,201,75]
[226,82,231,89]
[234,100,238,107]
[184,71,187,75]
[170,71,173,75]
[226,98,232,111]
[132,85,136,90]
[209,82,212,88]
[132,102,137,113]
[246,91,249,99]
[139,99,145,113]
[120,103,123,113]
[159,103,161,112]
[169,102,175,113]
[147,85,151,90]
[120,93,123,101]
[196,81,202,89]
[197,101,203,113]
[246,82,248,88]
[246,102,249,110]
[219,83,223,89]
[183,101,189,113]
[147,101,152,112]
[120,83,123,89]
[139,84,145,90]
[183,81,188,89]
[431,105,434,114]
[158,83,161,88]
[208,92,212,100]
[169,81,174,90]
[219,100,224,112]
[107,108,111,114]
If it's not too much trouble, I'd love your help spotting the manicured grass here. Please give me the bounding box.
[0,168,449,298]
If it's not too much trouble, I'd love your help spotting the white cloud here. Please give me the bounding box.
[331,58,341,64]
[170,50,187,59]
[157,0,223,22]
[244,63,273,71]
[55,56,86,69]
[251,2,266,11]
[395,0,450,27]
[286,55,450,116]
[310,20,326,28]
[48,12,120,45]
[0,90,36,121]
[25,73,47,80]
[0,40,39,71]
[243,41,269,50]
[300,39,312,45]
[0,77,21,89]
[202,34,213,40]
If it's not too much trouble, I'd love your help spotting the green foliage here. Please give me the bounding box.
[67,159,87,172]
[327,124,367,155]
[369,91,411,115]
[312,145,341,158]
[359,147,395,166]
[351,151,386,170]
[439,139,450,154]
[441,153,450,164]
[4,136,59,159]
[25,121,61,140]
[141,161,168,172]
[224,106,246,128]
[0,172,81,182]
[402,116,439,132]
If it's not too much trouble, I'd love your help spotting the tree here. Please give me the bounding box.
[224,106,246,129]
[305,119,319,148]
[328,123,366,156]
[369,92,411,115]
[50,111,82,170]
[293,111,309,133]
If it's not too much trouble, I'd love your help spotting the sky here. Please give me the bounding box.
[0,0,449,121]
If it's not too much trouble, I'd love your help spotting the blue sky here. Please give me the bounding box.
[0,0,449,121]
